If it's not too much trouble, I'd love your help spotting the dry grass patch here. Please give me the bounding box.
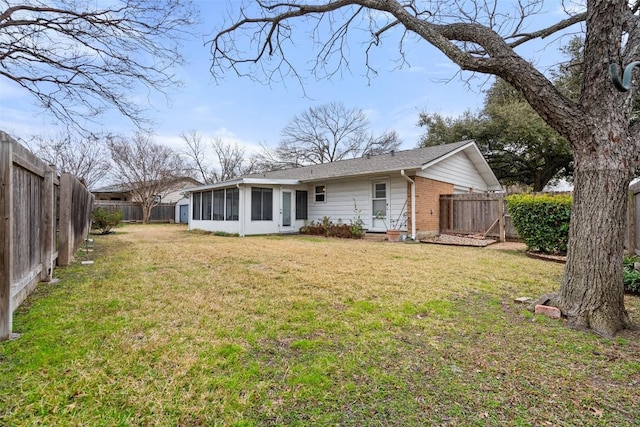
[1,224,639,426]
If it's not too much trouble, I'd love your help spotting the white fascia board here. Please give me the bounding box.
[240,178,301,186]
[182,178,302,194]
[181,179,243,194]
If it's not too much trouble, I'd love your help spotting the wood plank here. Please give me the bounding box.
[634,190,640,255]
[41,165,55,281]
[498,197,506,242]
[0,133,14,340]
[58,173,73,266]
[12,151,46,178]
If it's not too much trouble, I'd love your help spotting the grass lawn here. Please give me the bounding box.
[1,224,639,426]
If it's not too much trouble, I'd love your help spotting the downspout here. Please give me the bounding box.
[237,183,245,237]
[400,170,416,240]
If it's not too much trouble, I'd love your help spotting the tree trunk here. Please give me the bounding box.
[141,203,152,224]
[557,157,633,337]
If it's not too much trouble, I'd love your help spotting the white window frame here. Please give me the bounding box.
[314,184,327,203]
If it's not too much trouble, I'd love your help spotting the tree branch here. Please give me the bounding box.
[0,0,196,132]
[209,0,588,140]
[507,12,587,48]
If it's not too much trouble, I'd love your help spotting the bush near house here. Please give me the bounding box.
[299,216,364,239]
[91,207,123,234]
[506,193,572,255]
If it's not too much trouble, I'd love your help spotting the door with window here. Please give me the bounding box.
[371,180,389,231]
[281,190,293,230]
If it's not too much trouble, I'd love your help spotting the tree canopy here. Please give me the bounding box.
[108,133,186,223]
[257,102,400,170]
[27,132,111,189]
[180,131,258,184]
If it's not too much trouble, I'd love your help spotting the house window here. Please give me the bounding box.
[296,191,308,220]
[192,192,201,220]
[202,191,212,220]
[251,187,273,221]
[213,189,225,220]
[226,187,239,221]
[314,185,326,202]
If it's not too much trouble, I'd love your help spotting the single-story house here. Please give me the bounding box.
[183,140,502,239]
[93,177,201,203]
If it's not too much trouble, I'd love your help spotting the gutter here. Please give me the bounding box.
[400,170,416,240]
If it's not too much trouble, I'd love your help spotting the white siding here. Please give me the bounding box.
[418,152,490,192]
[307,174,408,231]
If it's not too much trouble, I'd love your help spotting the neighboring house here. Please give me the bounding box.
[93,177,201,203]
[184,140,502,239]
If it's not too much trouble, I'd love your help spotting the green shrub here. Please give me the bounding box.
[91,207,123,235]
[623,256,640,294]
[506,193,572,255]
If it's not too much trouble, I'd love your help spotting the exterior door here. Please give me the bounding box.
[281,191,293,229]
[179,204,189,223]
[371,180,389,231]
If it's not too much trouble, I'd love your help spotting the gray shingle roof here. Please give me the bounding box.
[93,177,202,193]
[241,140,474,182]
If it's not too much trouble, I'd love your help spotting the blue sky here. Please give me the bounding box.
[0,1,580,155]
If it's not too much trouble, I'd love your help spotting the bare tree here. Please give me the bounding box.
[181,131,258,184]
[258,102,401,170]
[209,1,640,337]
[108,133,185,223]
[212,137,253,182]
[0,0,196,130]
[181,131,217,184]
[27,132,111,189]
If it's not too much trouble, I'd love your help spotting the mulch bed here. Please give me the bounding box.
[421,233,497,247]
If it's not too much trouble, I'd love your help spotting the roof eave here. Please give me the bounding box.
[297,166,424,183]
[182,177,302,194]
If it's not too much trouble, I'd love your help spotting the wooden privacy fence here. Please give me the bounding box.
[441,189,639,252]
[1,131,94,340]
[628,180,640,255]
[439,193,519,241]
[93,200,175,222]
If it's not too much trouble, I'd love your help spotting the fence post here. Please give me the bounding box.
[58,173,73,266]
[629,187,636,255]
[41,165,56,281]
[0,134,14,340]
[498,196,506,242]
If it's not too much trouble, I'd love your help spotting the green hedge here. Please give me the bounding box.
[506,193,572,255]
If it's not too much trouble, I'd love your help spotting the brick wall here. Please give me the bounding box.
[407,176,454,239]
